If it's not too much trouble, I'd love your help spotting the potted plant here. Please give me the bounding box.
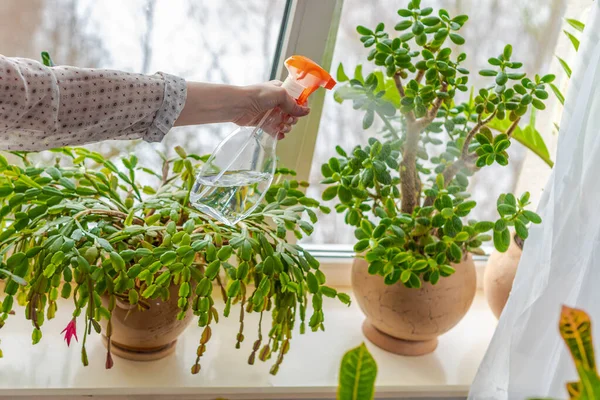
[484,18,583,319]
[0,146,348,374]
[321,0,547,355]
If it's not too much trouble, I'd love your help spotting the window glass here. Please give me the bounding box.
[0,0,286,161]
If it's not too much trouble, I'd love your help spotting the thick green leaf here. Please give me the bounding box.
[0,186,12,198]
[493,228,511,252]
[18,174,42,189]
[474,221,495,233]
[307,272,319,293]
[46,167,62,180]
[338,186,353,204]
[498,204,516,216]
[160,251,177,266]
[503,44,513,60]
[174,146,187,159]
[363,110,375,130]
[7,252,26,269]
[337,343,377,400]
[322,186,338,201]
[488,118,553,168]
[449,33,465,45]
[523,210,542,224]
[515,219,529,240]
[110,252,125,271]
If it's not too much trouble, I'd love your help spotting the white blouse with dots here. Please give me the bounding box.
[0,55,187,151]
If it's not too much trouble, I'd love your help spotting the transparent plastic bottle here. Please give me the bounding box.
[190,55,336,225]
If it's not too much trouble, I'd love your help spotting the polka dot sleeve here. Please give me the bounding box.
[0,55,187,151]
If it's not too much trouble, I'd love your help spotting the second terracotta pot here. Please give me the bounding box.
[483,233,523,319]
[101,283,194,361]
[352,255,477,356]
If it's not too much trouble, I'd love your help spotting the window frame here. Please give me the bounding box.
[272,0,343,182]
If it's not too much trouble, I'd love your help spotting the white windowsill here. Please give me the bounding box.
[0,289,496,399]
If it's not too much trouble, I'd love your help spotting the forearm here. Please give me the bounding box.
[0,55,186,151]
[174,82,247,126]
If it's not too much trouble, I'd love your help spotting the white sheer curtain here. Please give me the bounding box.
[469,2,600,399]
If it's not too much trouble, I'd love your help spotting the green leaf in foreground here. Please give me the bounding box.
[549,83,564,105]
[528,305,600,399]
[514,126,551,166]
[563,30,580,51]
[565,18,585,33]
[556,56,572,78]
[558,306,600,399]
[337,343,377,400]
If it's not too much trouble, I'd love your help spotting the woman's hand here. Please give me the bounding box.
[175,81,310,139]
[233,81,310,139]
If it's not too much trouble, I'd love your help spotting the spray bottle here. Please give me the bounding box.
[190,55,336,225]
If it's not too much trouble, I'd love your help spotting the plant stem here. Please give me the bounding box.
[415,70,425,83]
[423,112,499,207]
[399,122,420,214]
[411,83,448,133]
[422,160,466,207]
[461,112,497,159]
[393,73,415,123]
[161,159,170,186]
[398,83,449,214]
[506,118,520,138]
[376,111,396,135]
[83,173,128,213]
[73,209,145,225]
[427,85,447,120]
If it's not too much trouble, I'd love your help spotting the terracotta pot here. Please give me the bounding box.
[484,233,523,319]
[352,254,476,356]
[101,284,194,361]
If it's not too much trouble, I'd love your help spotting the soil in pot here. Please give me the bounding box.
[101,283,194,361]
[352,254,477,356]
[483,233,523,319]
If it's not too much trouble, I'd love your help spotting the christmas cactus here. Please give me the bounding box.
[0,146,346,374]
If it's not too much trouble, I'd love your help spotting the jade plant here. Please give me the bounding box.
[322,0,548,288]
[0,146,347,374]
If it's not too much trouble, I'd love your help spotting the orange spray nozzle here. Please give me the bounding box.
[283,55,336,104]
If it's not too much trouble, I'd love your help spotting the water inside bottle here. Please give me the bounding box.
[190,170,272,225]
